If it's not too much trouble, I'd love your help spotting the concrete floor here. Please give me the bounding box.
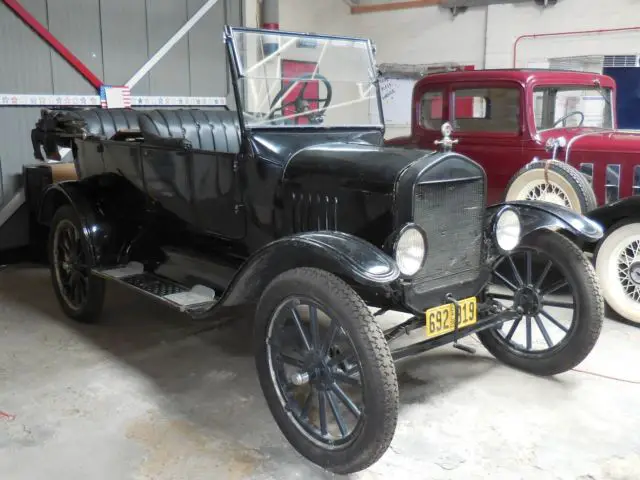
[0,264,639,480]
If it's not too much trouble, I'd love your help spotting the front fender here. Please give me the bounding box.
[38,181,113,265]
[219,231,400,308]
[586,196,640,231]
[487,200,604,244]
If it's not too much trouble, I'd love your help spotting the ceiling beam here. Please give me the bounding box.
[350,0,442,14]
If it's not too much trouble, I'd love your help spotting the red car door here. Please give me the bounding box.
[448,82,527,205]
[405,82,450,151]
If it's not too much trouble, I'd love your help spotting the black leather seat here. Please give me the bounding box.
[31,107,140,160]
[73,108,140,139]
[138,109,241,154]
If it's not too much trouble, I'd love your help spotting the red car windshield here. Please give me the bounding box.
[533,85,613,131]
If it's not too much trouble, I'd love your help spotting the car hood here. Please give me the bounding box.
[282,142,435,194]
[538,128,640,154]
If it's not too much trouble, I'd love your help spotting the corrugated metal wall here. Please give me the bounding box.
[0,0,243,205]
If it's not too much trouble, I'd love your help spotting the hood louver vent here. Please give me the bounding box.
[291,192,339,233]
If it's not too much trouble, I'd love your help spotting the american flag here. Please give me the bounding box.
[99,85,132,109]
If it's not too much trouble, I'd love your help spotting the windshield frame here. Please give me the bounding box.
[531,83,615,134]
[224,26,385,131]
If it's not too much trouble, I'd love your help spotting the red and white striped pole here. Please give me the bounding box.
[260,0,279,55]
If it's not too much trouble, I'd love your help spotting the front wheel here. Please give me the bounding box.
[254,268,399,474]
[478,230,604,376]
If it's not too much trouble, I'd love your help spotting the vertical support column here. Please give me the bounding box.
[260,0,279,55]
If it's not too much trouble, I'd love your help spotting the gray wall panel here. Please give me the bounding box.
[12,0,48,23]
[100,0,150,95]
[0,0,243,205]
[224,0,243,108]
[226,0,243,27]
[187,0,228,96]
[47,0,103,94]
[0,108,41,202]
[0,2,53,92]
[146,0,190,95]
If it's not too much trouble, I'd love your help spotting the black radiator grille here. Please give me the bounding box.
[412,179,484,293]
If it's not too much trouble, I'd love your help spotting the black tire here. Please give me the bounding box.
[478,230,604,376]
[254,267,398,474]
[505,160,598,214]
[49,204,106,323]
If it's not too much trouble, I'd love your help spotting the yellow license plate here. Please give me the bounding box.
[425,296,477,339]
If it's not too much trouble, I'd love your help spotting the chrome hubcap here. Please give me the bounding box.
[514,285,542,315]
[617,239,640,302]
[629,262,640,286]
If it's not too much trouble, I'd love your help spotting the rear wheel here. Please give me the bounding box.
[254,268,398,474]
[594,220,640,325]
[49,205,105,323]
[478,231,603,376]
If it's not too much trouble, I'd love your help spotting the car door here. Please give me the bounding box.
[448,82,527,205]
[191,148,245,240]
[142,144,245,240]
[140,108,246,241]
[141,145,199,227]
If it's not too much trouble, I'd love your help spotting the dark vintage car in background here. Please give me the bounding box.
[387,68,640,325]
[30,28,605,474]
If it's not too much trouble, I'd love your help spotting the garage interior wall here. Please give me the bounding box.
[0,0,242,206]
[1,0,638,201]
[270,0,640,136]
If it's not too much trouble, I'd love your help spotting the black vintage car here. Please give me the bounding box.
[36,27,605,474]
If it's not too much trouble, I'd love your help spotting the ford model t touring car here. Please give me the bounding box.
[37,27,604,473]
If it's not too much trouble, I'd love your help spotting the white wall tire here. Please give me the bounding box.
[505,160,597,214]
[595,221,640,325]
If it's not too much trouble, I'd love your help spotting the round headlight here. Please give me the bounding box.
[395,225,426,276]
[495,208,521,252]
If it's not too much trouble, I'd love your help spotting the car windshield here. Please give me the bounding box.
[533,85,613,131]
[227,27,382,129]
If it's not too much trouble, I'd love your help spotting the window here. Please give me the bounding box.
[419,90,444,130]
[533,86,613,131]
[579,163,594,186]
[606,164,621,203]
[452,87,520,133]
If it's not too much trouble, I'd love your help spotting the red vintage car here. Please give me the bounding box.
[387,69,640,325]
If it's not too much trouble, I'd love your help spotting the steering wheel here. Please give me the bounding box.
[268,73,333,125]
[553,111,585,128]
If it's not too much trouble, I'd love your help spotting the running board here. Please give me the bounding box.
[93,261,218,314]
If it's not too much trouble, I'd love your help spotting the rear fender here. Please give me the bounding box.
[38,181,115,265]
[219,231,400,307]
[486,200,604,245]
